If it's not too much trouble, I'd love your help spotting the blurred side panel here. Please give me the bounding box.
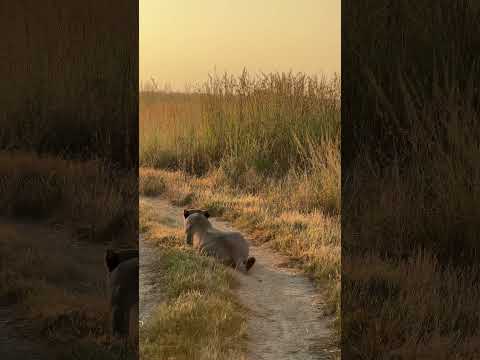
[0,1,138,358]
[342,1,480,358]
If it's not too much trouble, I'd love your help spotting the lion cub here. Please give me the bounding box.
[184,209,255,272]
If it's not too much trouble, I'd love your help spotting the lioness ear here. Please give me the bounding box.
[105,249,118,272]
[105,248,116,260]
[204,211,210,218]
[184,209,190,219]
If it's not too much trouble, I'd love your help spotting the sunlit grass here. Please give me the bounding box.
[139,71,341,341]
[0,152,137,243]
[139,200,247,359]
[140,71,340,182]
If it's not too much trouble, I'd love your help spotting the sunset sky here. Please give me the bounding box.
[140,0,340,91]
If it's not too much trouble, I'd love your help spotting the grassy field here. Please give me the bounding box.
[0,153,137,359]
[139,200,247,360]
[0,152,137,238]
[0,1,137,168]
[139,70,341,353]
[1,1,137,357]
[343,1,480,358]
[0,222,135,360]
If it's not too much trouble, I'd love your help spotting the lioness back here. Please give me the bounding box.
[106,250,139,338]
[184,210,255,271]
[198,230,246,266]
[109,257,139,337]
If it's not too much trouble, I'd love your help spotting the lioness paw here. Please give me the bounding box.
[245,257,256,271]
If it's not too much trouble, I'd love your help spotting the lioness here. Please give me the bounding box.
[105,248,139,273]
[105,248,139,338]
[184,209,255,272]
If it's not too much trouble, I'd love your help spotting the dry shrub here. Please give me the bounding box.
[343,1,480,357]
[0,152,137,242]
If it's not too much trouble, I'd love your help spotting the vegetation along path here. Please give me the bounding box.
[0,219,108,359]
[139,197,338,359]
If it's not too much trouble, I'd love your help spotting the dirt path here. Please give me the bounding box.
[0,219,111,359]
[139,197,338,359]
[139,234,164,325]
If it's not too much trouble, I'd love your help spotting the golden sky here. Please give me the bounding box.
[140,0,340,91]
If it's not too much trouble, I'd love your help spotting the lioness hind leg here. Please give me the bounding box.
[128,305,139,345]
[112,304,129,337]
[245,257,256,271]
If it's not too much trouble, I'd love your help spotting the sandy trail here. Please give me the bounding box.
[139,234,164,325]
[140,197,338,359]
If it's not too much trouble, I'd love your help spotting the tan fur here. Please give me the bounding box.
[184,210,255,272]
[106,251,139,338]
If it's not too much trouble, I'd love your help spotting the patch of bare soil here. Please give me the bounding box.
[139,197,178,324]
[139,234,164,325]
[0,219,111,359]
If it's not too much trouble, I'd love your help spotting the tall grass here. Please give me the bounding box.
[0,0,138,168]
[0,0,138,233]
[343,1,480,357]
[140,71,341,337]
[0,2,138,357]
[140,70,340,180]
[0,152,137,243]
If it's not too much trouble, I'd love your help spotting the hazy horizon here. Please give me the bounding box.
[140,0,340,91]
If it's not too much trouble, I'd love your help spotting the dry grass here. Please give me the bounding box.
[343,1,480,358]
[139,71,341,344]
[343,141,480,357]
[139,200,247,359]
[343,251,480,358]
[140,167,341,329]
[0,153,137,358]
[0,151,137,243]
[140,71,340,182]
[0,222,136,359]
[0,2,137,358]
[0,0,137,168]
